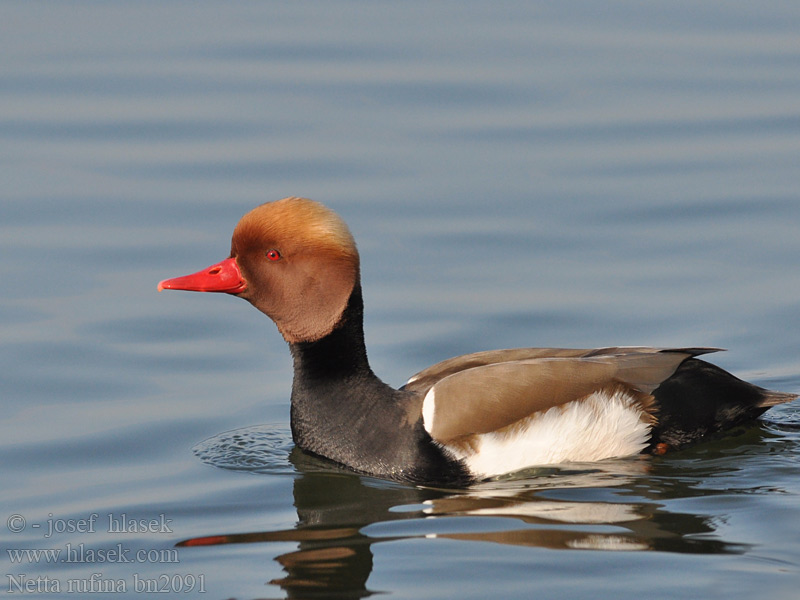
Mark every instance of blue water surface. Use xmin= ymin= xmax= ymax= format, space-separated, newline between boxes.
xmin=2 ymin=2 xmax=800 ymax=598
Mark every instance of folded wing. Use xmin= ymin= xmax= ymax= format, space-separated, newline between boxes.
xmin=415 ymin=347 xmax=719 ymax=444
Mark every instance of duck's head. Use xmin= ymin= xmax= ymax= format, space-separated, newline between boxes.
xmin=158 ymin=197 xmax=360 ymax=343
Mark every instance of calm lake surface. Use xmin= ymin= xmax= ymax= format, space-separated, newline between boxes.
xmin=2 ymin=2 xmax=800 ymax=598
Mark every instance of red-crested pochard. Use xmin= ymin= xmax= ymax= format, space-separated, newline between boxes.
xmin=159 ymin=197 xmax=796 ymax=485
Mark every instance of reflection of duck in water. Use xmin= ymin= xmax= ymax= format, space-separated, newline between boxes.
xmin=159 ymin=197 xmax=796 ymax=485
xmin=177 ymin=455 xmax=751 ymax=597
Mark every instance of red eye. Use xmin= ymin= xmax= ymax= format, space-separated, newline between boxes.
xmin=266 ymin=249 xmax=281 ymax=261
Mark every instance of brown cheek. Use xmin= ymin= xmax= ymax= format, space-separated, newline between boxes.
xmin=237 ymin=263 xmax=271 ymax=305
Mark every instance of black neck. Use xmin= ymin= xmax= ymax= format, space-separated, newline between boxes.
xmin=287 ymin=283 xmax=398 ymax=473
xmin=288 ymin=283 xmax=376 ymax=386
xmin=286 ymin=284 xmax=471 ymax=485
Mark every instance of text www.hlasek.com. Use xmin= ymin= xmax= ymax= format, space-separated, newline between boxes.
xmin=7 ymin=544 xmax=179 ymax=564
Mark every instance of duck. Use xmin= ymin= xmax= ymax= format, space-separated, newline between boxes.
xmin=158 ymin=196 xmax=797 ymax=485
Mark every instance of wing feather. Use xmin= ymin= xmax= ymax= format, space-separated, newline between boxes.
xmin=422 ymin=349 xmax=712 ymax=444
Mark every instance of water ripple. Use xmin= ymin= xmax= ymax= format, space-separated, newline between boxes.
xmin=193 ymin=424 xmax=295 ymax=474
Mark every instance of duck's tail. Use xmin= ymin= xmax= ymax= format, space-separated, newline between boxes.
xmin=758 ymin=389 xmax=798 ymax=408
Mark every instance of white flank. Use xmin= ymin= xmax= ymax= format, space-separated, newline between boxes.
xmin=445 ymin=388 xmax=651 ymax=478
xmin=421 ymin=388 xmax=436 ymax=433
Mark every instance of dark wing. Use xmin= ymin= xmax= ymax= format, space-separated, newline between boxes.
xmin=421 ymin=348 xmax=718 ymax=444
xmin=404 ymin=346 xmax=719 ymax=395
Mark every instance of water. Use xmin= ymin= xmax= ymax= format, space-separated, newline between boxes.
xmin=2 ymin=1 xmax=800 ymax=598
